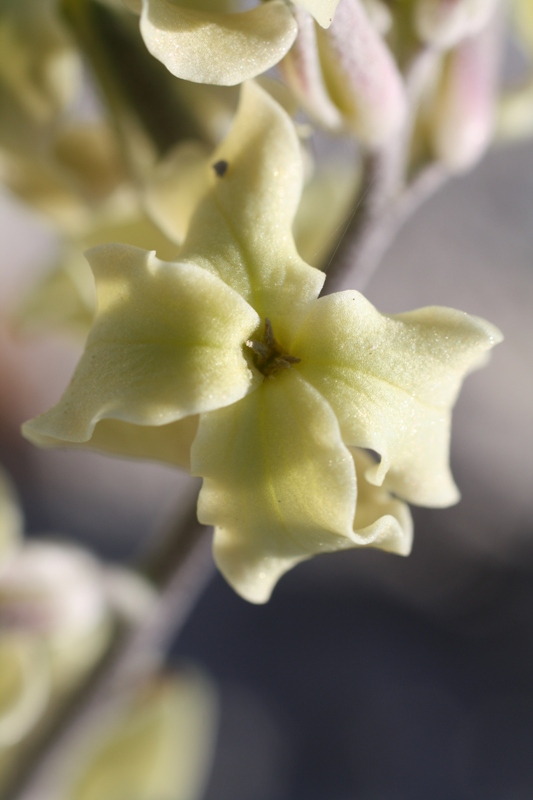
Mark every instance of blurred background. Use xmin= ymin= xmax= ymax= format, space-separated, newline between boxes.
xmin=1 ymin=131 xmax=532 ymax=798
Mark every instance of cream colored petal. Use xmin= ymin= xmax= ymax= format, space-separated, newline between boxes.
xmin=22 ymin=244 xmax=259 ymax=450
xmin=513 ymin=0 xmax=533 ymax=53
xmin=294 ymin=0 xmax=340 ymax=28
xmin=0 ymin=635 xmax=50 ymax=747
xmin=0 ymin=0 xmax=79 ymax=118
xmin=178 ymin=81 xmax=325 ymax=342
xmin=139 ymin=0 xmax=298 ymax=86
xmin=15 ymin=252 xmax=96 ymax=341
xmin=68 ymin=672 xmax=217 ymax=800
xmin=351 ymin=449 xmax=413 ymax=556
xmin=26 ymin=417 xmax=199 ymax=471
xmin=144 ymin=141 xmax=211 ymax=246
xmin=293 ymin=161 xmax=359 ymax=269
xmin=497 ymin=79 xmax=533 ymax=143
xmin=0 ymin=467 xmax=23 ymax=564
xmin=192 ymin=371 xmax=358 ymax=604
xmin=295 ymin=292 xmax=503 ymax=507
xmin=415 ymin=0 xmax=499 ymax=49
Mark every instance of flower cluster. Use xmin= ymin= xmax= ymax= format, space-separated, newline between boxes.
xmin=23 ymin=82 xmax=502 ymax=602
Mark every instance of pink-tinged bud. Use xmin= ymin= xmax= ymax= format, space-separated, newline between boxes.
xmin=280 ymin=8 xmax=344 ymax=130
xmin=282 ymin=0 xmax=407 ymax=146
xmin=430 ymin=10 xmax=502 ymax=170
xmin=415 ymin=0 xmax=499 ymax=49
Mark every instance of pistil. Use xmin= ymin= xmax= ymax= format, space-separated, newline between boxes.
xmin=245 ymin=318 xmax=301 ymax=378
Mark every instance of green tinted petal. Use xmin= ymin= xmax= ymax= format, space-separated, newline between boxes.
xmin=293 ymin=162 xmax=358 ymax=269
xmin=144 ymin=141 xmax=211 ymax=246
xmin=0 ymin=468 xmax=22 ymax=563
xmin=296 ymin=292 xmax=502 ymax=507
xmin=513 ymin=0 xmax=533 ymax=52
xmin=15 ymin=252 xmax=96 ymax=341
xmin=0 ymin=0 xmax=80 ymax=155
xmin=179 ymin=81 xmax=324 ymax=341
xmin=25 ymin=416 xmax=199 ymax=470
xmin=192 ymin=371 xmax=357 ymax=603
xmin=351 ymin=449 xmax=412 ymax=555
xmin=22 ymin=244 xmax=258 ymax=451
xmin=139 ymin=0 xmax=298 ymax=85
xmin=69 ymin=672 xmax=217 ymax=800
xmin=294 ymin=0 xmax=340 ymax=27
xmin=0 ymin=635 xmax=50 ymax=747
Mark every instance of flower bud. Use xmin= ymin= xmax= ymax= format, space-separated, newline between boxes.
xmin=0 ymin=542 xmax=111 ymax=686
xmin=282 ymin=0 xmax=407 ymax=145
xmin=66 ymin=671 xmax=217 ymax=800
xmin=430 ymin=11 xmax=502 ymax=170
xmin=0 ymin=0 xmax=81 ymax=155
xmin=0 ymin=635 xmax=50 ymax=748
xmin=0 ymin=468 xmax=22 ymax=565
xmin=415 ymin=0 xmax=499 ymax=50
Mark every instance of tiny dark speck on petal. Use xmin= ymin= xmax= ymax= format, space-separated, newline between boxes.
xmin=213 ymin=160 xmax=229 ymax=177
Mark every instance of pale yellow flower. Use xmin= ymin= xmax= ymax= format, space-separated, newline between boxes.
xmin=0 ymin=635 xmax=49 ymax=750
xmin=0 ymin=468 xmax=22 ymax=564
xmin=0 ymin=0 xmax=80 ymax=156
xmin=496 ymin=0 xmax=533 ymax=142
xmin=0 ymin=542 xmax=112 ymax=689
xmin=23 ymin=82 xmax=502 ymax=602
xmin=414 ymin=0 xmax=499 ymax=49
xmin=65 ymin=671 xmax=217 ymax=800
xmin=125 ymin=0 xmax=340 ymax=85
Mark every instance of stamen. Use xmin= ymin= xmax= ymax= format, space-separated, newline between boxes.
xmin=245 ymin=318 xmax=301 ymax=378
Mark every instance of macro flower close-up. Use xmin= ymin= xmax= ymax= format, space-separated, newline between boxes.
xmin=23 ymin=82 xmax=502 ymax=602
xmin=123 ymin=0 xmax=340 ymax=85
xmin=2 ymin=0 xmax=531 ymax=795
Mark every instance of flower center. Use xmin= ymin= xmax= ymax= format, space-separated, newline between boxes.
xmin=245 ymin=318 xmax=301 ymax=379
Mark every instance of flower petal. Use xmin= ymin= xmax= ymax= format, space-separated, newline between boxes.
xmin=139 ymin=0 xmax=298 ymax=86
xmin=191 ymin=371 xmax=358 ymax=604
xmin=179 ymin=81 xmax=325 ymax=342
xmin=295 ymin=292 xmax=503 ymax=507
xmin=0 ymin=636 xmax=50 ymax=748
xmin=24 ymin=416 xmax=199 ymax=470
xmin=22 ymin=244 xmax=259 ymax=449
xmin=293 ymin=161 xmax=358 ymax=269
xmin=351 ymin=449 xmax=413 ymax=556
xmin=68 ymin=672 xmax=217 ymax=800
xmin=143 ymin=141 xmax=211 ymax=246
xmin=294 ymin=0 xmax=340 ymax=28
xmin=0 ymin=468 xmax=23 ymax=565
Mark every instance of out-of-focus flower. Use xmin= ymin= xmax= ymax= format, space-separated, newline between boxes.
xmin=0 ymin=0 xmax=81 ymax=156
xmin=496 ymin=0 xmax=533 ymax=142
xmin=0 ymin=541 xmax=112 ymax=689
xmin=144 ymin=132 xmax=359 ymax=271
xmin=124 ymin=0 xmax=341 ymax=86
xmin=0 ymin=473 xmax=115 ymax=779
xmin=0 ymin=634 xmax=50 ymax=753
xmin=414 ymin=0 xmax=499 ymax=49
xmin=0 ymin=467 xmax=22 ymax=563
xmin=6 ymin=122 xmax=179 ymax=339
xmin=281 ymin=0 xmax=407 ymax=145
xmin=64 ymin=670 xmax=217 ymax=800
xmin=429 ymin=9 xmax=502 ymax=171
xmin=23 ymin=82 xmax=502 ymax=602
